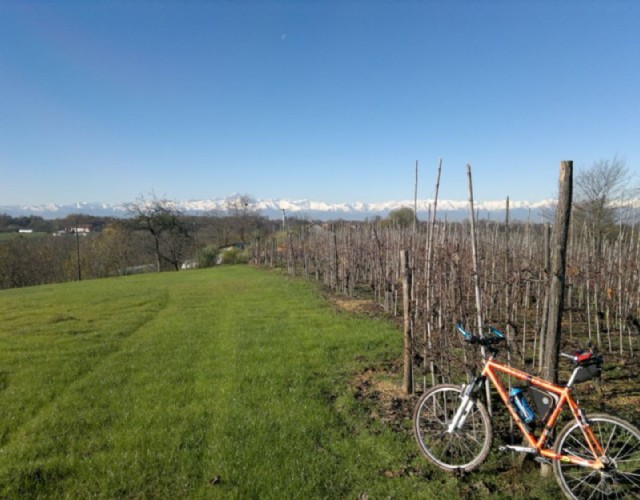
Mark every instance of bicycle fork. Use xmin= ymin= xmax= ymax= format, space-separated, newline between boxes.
xmin=446 ymin=380 xmax=483 ymax=433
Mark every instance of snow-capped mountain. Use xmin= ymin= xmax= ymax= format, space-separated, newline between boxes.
xmin=0 ymin=196 xmax=555 ymax=221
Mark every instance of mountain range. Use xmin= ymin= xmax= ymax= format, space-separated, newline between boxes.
xmin=0 ymin=196 xmax=556 ymax=222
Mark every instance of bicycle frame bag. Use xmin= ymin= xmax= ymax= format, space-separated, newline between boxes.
xmin=528 ymin=387 xmax=559 ymax=422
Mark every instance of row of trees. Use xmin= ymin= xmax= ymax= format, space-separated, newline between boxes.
xmin=250 ymin=159 xmax=639 ymax=392
xmin=0 ymin=214 xmax=117 ymax=234
xmin=0 ymin=195 xmax=280 ymax=289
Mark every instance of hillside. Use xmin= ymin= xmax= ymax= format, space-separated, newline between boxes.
xmin=0 ymin=267 xmax=567 ymax=498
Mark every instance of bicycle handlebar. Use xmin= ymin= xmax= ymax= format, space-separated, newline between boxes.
xmin=456 ymin=324 xmax=599 ymax=366
xmin=456 ymin=323 xmax=505 ymax=347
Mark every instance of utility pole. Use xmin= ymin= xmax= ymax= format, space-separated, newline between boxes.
xmin=75 ymin=218 xmax=82 ymax=281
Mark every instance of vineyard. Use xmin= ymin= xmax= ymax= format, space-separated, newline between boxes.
xmin=252 ymin=200 xmax=640 ymax=394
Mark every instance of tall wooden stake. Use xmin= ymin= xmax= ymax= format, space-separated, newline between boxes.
xmin=413 ymin=160 xmax=419 ymax=235
xmin=402 ymin=249 xmax=414 ymax=394
xmin=542 ymin=161 xmax=573 ymax=384
xmin=467 ymin=164 xmax=484 ymax=336
xmin=467 ymin=164 xmax=492 ymax=415
xmin=537 ymin=223 xmax=551 ymax=372
xmin=425 ymin=158 xmax=442 ymax=387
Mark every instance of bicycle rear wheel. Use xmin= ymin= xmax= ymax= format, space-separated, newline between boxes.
xmin=553 ymin=413 xmax=640 ymax=499
xmin=413 ymin=383 xmax=492 ymax=473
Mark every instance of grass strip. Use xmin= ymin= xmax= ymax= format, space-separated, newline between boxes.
xmin=0 ymin=267 xmax=439 ymax=497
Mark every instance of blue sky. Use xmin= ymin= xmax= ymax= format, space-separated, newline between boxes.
xmin=1 ymin=0 xmax=639 ymax=206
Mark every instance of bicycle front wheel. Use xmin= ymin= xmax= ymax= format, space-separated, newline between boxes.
xmin=553 ymin=413 xmax=640 ymax=499
xmin=413 ymin=383 xmax=492 ymax=473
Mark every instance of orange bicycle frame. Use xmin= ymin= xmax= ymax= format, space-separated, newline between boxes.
xmin=482 ymin=357 xmax=606 ymax=469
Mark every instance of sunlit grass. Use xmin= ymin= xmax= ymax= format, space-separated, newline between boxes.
xmin=0 ymin=267 xmax=441 ymax=498
xmin=0 ymin=267 xmax=563 ymax=498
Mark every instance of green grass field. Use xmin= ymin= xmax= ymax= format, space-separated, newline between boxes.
xmin=0 ymin=231 xmax=49 ymax=241
xmin=0 ymin=266 xmax=564 ymax=498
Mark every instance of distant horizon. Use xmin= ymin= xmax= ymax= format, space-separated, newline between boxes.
xmin=0 ymin=193 xmax=561 ymax=222
xmin=5 ymin=193 xmax=640 ymax=223
xmin=0 ymin=193 xmax=556 ymax=210
xmin=1 ymin=193 xmax=559 ymax=207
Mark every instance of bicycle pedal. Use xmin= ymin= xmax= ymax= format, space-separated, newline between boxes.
xmin=534 ymin=456 xmax=551 ymax=465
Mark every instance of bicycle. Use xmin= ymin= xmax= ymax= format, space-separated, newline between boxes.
xmin=413 ymin=323 xmax=640 ymax=499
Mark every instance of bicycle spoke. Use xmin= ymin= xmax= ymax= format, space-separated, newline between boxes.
xmin=564 ymin=469 xmax=609 ymax=500
xmin=602 ymin=421 xmax=618 ymax=454
xmin=423 ymin=404 xmax=447 ymax=428
xmin=611 ymin=433 xmax=640 ymax=462
xmin=414 ymin=385 xmax=492 ymax=472
xmin=565 ymin=433 xmax=595 ymax=460
xmin=555 ymin=415 xmax=640 ymax=499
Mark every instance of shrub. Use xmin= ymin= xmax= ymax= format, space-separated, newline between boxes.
xmin=198 ymin=245 xmax=220 ymax=268
xmin=220 ymin=248 xmax=249 ymax=265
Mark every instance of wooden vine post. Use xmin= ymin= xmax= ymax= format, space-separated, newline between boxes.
xmin=467 ymin=164 xmax=492 ymax=415
xmin=402 ymin=249 xmax=414 ymax=394
xmin=424 ymin=158 xmax=442 ymax=387
xmin=466 ymin=164 xmax=484 ymax=339
xmin=542 ymin=161 xmax=573 ymax=384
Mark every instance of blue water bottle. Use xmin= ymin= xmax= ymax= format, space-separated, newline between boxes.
xmin=509 ymin=387 xmax=535 ymax=424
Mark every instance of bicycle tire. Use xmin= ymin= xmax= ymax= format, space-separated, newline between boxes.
xmin=413 ymin=383 xmax=492 ymax=473
xmin=553 ymin=413 xmax=640 ymax=499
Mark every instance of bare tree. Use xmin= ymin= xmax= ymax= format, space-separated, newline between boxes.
xmin=127 ymin=194 xmax=193 ymax=272
xmin=574 ymin=156 xmax=636 ymax=235
xmin=226 ymin=194 xmax=261 ymax=243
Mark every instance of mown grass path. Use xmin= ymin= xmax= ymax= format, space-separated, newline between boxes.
xmin=0 ymin=266 xmax=457 ymax=498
